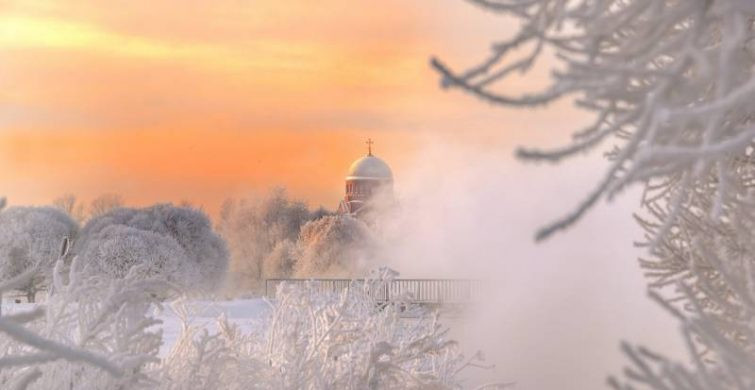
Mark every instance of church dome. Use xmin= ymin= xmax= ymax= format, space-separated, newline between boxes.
xmin=346 ymin=155 xmax=393 ymax=180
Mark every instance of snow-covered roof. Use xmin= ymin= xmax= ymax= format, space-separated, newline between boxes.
xmin=346 ymin=155 xmax=393 ymax=181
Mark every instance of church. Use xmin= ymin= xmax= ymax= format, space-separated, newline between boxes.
xmin=337 ymin=139 xmax=394 ymax=217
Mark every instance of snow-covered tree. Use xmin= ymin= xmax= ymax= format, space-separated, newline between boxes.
xmin=0 ymin=206 xmax=78 ymax=302
xmin=433 ymin=0 xmax=755 ymax=388
xmin=262 ymin=239 xmax=298 ymax=279
xmin=219 ymin=188 xmax=380 ymax=284
xmin=218 ymin=188 xmax=321 ymax=290
xmin=76 ymin=225 xmax=196 ymax=292
xmin=76 ymin=204 xmax=228 ymax=293
xmin=294 ymin=215 xmax=377 ymax=278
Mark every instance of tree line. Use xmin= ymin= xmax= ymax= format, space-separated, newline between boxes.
xmin=0 ymin=188 xmax=378 ymax=301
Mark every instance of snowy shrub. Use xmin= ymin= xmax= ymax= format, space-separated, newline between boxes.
xmin=0 ymin=242 xmax=498 ymax=389
xmin=218 ymin=188 xmax=323 ymax=290
xmin=76 ymin=225 xmax=196 ymax=292
xmin=433 ymin=0 xmax=755 ymax=388
xmin=294 ymin=215 xmax=377 ymax=278
xmin=0 ymin=241 xmax=168 ymax=389
xmin=76 ymin=204 xmax=228 ymax=293
xmin=158 ymin=269 xmax=494 ymax=389
xmin=0 ymin=206 xmax=78 ymax=302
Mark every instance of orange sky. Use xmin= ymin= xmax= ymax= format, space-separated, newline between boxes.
xmin=0 ymin=0 xmax=582 ymax=215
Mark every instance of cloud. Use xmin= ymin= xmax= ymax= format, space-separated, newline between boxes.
xmin=0 ymin=0 xmax=587 ymax=219
xmin=0 ymin=14 xmax=332 ymax=72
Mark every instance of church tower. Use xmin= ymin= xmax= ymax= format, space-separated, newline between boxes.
xmin=337 ymin=139 xmax=394 ymax=216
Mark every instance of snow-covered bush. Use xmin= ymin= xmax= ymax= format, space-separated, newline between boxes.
xmin=0 ymin=244 xmax=496 ymax=389
xmin=76 ymin=204 xmax=228 ymax=293
xmin=158 ymin=269 xmax=490 ymax=389
xmin=0 ymin=206 xmax=78 ymax=302
xmin=294 ymin=215 xmax=377 ymax=278
xmin=0 ymin=240 xmax=168 ymax=389
xmin=76 ymin=225 xmax=196 ymax=291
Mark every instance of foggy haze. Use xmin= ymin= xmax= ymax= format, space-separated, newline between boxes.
xmin=382 ymin=141 xmax=684 ymax=388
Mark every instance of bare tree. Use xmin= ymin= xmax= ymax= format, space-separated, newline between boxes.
xmin=88 ymin=193 xmax=124 ymax=219
xmin=52 ymin=194 xmax=86 ymax=223
xmin=434 ymin=0 xmax=755 ymax=388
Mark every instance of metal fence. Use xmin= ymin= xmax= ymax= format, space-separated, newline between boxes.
xmin=264 ymin=278 xmax=485 ymax=304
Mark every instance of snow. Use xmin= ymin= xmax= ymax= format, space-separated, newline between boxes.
xmin=156 ymin=298 xmax=271 ymax=356
xmin=0 ymin=260 xmax=493 ymax=388
xmin=3 ymin=298 xmax=273 ymax=357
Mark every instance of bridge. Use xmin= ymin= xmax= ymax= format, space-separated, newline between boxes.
xmin=264 ymin=278 xmax=485 ymax=305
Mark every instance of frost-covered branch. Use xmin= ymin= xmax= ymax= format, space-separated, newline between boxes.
xmin=158 ymin=268 xmax=501 ymax=389
xmin=0 ymin=236 xmax=166 ymax=388
xmin=435 ymin=0 xmax=755 ymax=388
xmin=433 ymin=0 xmax=755 ymax=242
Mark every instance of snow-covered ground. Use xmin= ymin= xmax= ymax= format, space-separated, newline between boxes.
xmin=155 ymin=298 xmax=272 ymax=356
xmin=3 ymin=298 xmax=273 ymax=356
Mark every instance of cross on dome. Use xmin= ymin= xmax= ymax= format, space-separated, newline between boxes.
xmin=337 ymin=139 xmax=395 ymax=216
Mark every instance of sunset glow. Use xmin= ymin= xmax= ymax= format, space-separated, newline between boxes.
xmin=0 ymin=0 xmax=577 ymax=213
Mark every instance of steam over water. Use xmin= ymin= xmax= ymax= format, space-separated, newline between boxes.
xmin=379 ymin=141 xmax=684 ymax=389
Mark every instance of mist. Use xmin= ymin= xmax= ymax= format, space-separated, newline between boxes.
xmin=378 ymin=140 xmax=685 ymax=389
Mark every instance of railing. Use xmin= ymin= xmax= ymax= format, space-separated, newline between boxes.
xmin=264 ymin=278 xmax=485 ymax=304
